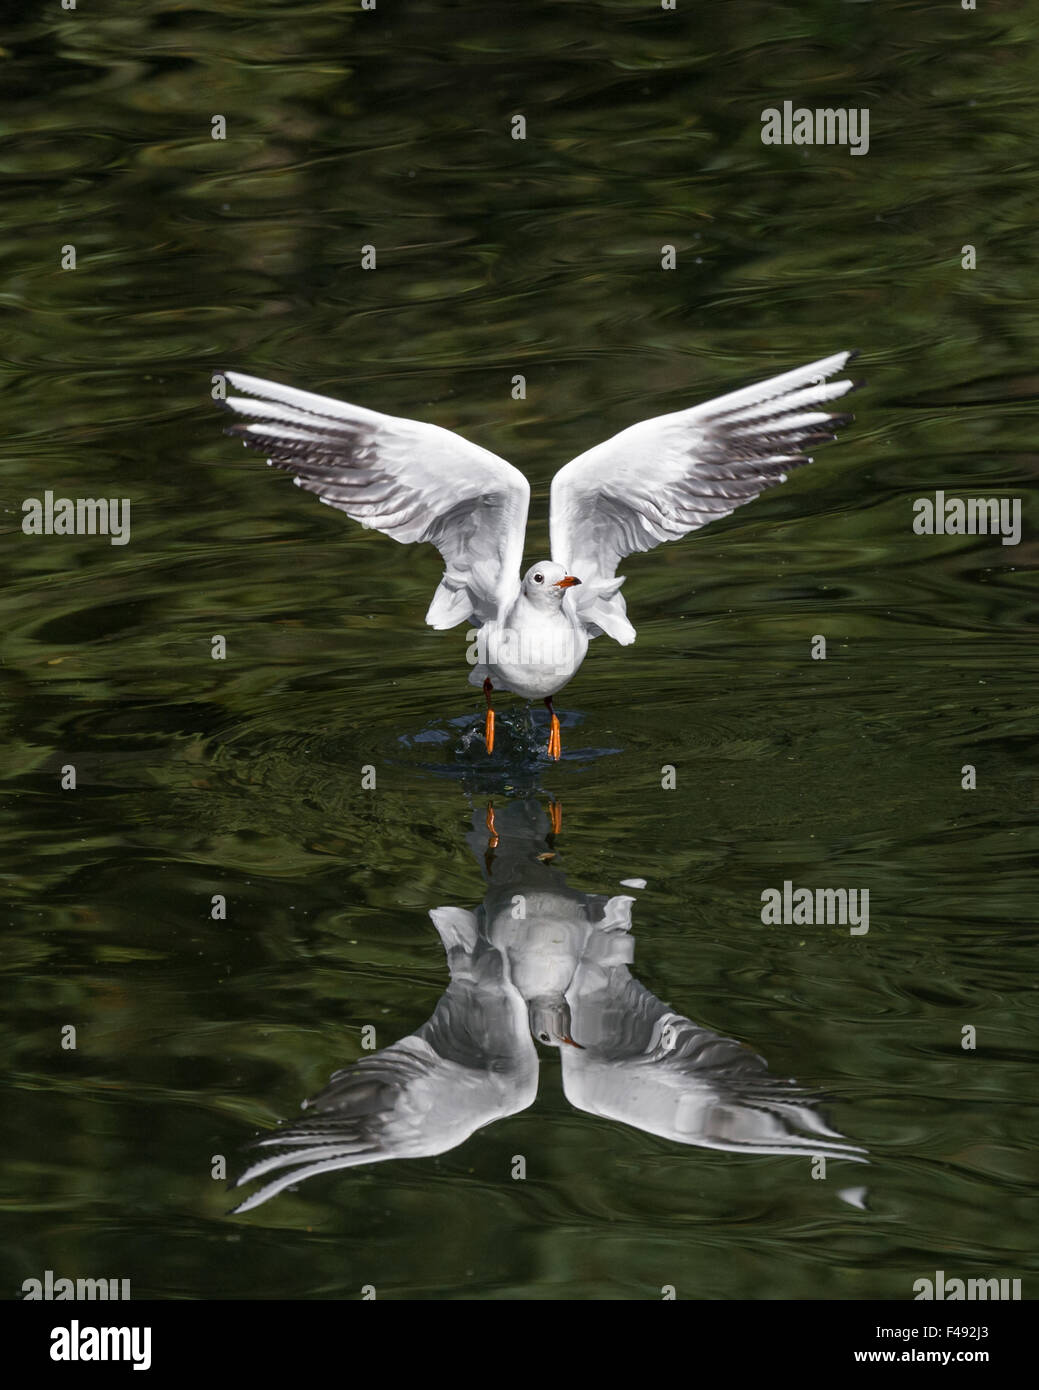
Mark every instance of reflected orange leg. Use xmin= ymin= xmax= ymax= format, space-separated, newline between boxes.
xmin=485 ymin=802 xmax=499 ymax=850
xmin=549 ymin=799 xmax=562 ymax=836
xmin=483 ymin=677 xmax=495 ymax=754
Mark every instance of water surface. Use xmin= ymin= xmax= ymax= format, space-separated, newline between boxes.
xmin=2 ymin=0 xmax=1037 ymax=1300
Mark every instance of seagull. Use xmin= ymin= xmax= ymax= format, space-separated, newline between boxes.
xmin=230 ymin=800 xmax=863 ymax=1213
xmin=219 ymin=351 xmax=860 ymax=758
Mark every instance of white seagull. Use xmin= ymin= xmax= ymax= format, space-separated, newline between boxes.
xmin=229 ymin=801 xmax=863 ymax=1213
xmin=219 ymin=351 xmax=860 ymax=757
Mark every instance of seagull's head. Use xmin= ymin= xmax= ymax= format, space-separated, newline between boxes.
xmin=522 ymin=561 xmax=581 ymax=609
xmin=528 ymin=996 xmax=584 ymax=1050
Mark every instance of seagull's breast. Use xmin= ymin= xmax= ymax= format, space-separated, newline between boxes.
xmin=480 ymin=598 xmax=588 ymax=699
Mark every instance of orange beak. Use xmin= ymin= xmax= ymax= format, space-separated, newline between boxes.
xmin=555 ymin=575 xmax=581 ymax=588
xmin=561 ymin=1035 xmax=585 ymax=1049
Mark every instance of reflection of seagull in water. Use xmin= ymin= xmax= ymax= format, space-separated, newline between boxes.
xmin=232 ymin=803 xmax=863 ymax=1212
xmin=218 ymin=352 xmax=859 ymax=758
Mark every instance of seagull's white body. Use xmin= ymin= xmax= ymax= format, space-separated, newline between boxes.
xmin=473 ymin=570 xmax=590 ymax=699
xmin=220 ymin=351 xmax=859 ymax=711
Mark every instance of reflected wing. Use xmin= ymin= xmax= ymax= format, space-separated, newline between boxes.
xmin=232 ymin=908 xmax=538 ymax=1212
xmin=549 ymin=351 xmax=859 ymax=643
xmin=220 ymin=372 xmax=530 ymax=627
xmin=562 ymin=950 xmax=864 ymax=1160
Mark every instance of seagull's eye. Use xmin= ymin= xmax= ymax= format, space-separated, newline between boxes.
xmin=539 ymin=1033 xmax=550 ymax=1042
xmin=534 ymin=573 xmax=543 ymax=584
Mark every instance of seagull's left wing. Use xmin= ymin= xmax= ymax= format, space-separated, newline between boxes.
xmin=549 ymin=351 xmax=859 ymax=643
xmin=231 ymin=908 xmax=538 ymax=1212
xmin=220 ymin=372 xmax=530 ymax=627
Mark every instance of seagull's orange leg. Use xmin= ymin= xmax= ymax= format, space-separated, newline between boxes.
xmin=544 ymin=696 xmax=561 ymax=761
xmin=483 ymin=677 xmax=495 ymax=754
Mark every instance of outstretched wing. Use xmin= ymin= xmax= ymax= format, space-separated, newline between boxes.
xmin=231 ymin=908 xmax=538 ymax=1213
xmin=562 ymin=936 xmax=865 ymax=1160
xmin=220 ymin=372 xmax=530 ymax=627
xmin=549 ymin=351 xmax=860 ymax=643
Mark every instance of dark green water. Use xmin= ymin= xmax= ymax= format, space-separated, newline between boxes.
xmin=3 ymin=1 xmax=1037 ymax=1300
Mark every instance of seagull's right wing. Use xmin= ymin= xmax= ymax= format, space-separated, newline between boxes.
xmin=231 ymin=908 xmax=538 ymax=1212
xmin=220 ymin=372 xmax=530 ymax=627
xmin=562 ymin=929 xmax=864 ymax=1161
xmin=549 ymin=351 xmax=859 ymax=643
